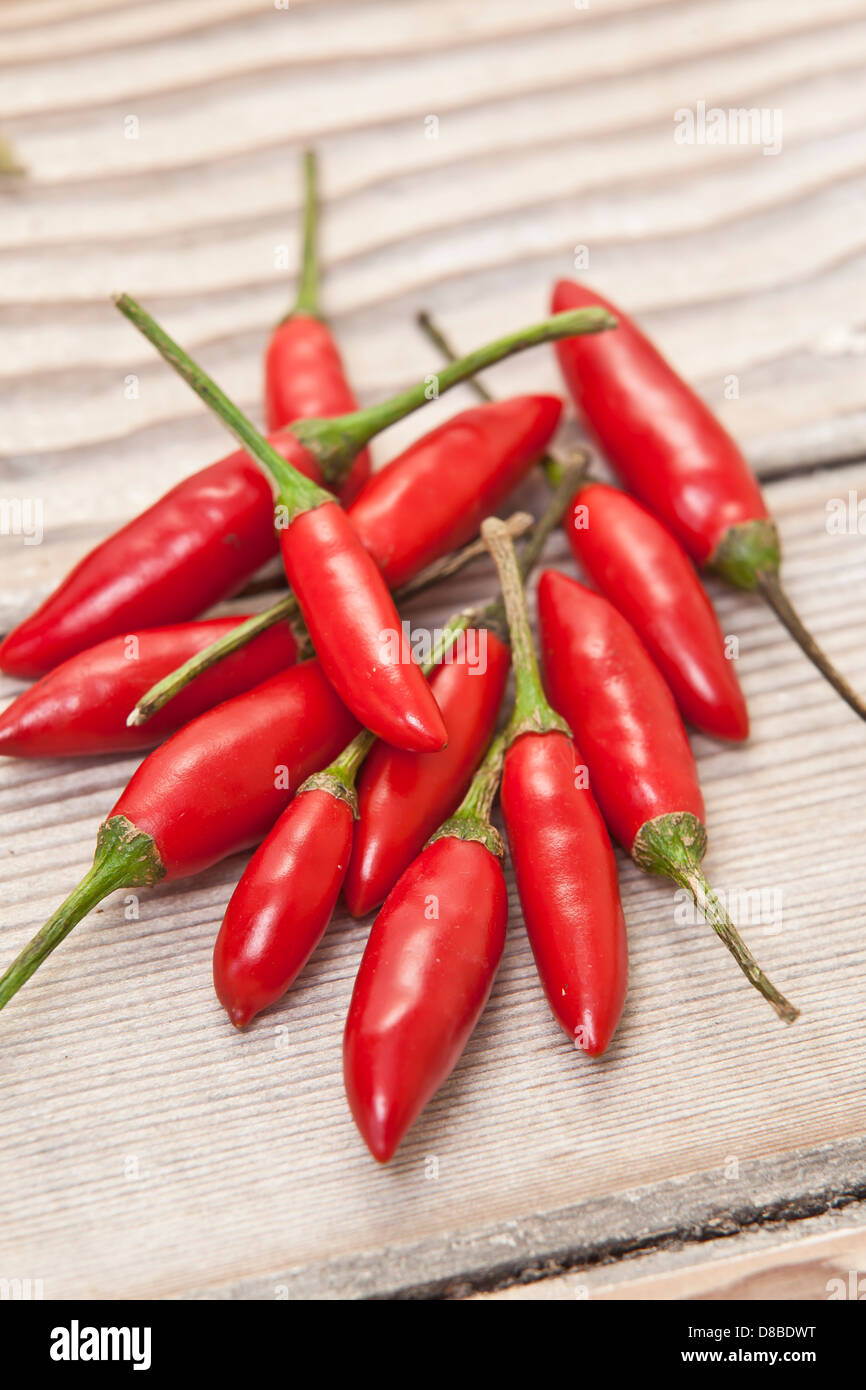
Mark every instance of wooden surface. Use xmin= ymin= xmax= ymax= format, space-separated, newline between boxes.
xmin=1 ymin=0 xmax=866 ymax=1301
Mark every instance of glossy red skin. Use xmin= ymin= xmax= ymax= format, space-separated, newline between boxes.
xmin=501 ymin=730 xmax=628 ymax=1055
xmin=344 ymin=835 xmax=507 ymax=1163
xmin=347 ymin=396 xmax=562 ymax=588
xmin=112 ymin=660 xmax=358 ymax=880
xmin=552 ymin=280 xmax=770 ymax=563
xmin=0 ymin=617 xmax=299 ymax=758
xmin=265 ymin=315 xmax=371 ymax=505
xmin=566 ymin=484 xmax=748 ymax=741
xmin=343 ymin=629 xmax=510 ymax=917
xmin=281 ymin=501 xmax=447 ymax=753
xmin=0 ymin=456 xmax=280 ymax=679
xmin=538 ymin=569 xmax=706 ymax=852
xmin=214 ymin=787 xmax=354 ymax=1027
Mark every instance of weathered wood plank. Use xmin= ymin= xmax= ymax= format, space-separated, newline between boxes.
xmin=2 ymin=462 xmax=866 ymax=1299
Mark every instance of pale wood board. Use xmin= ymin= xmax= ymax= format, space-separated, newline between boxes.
xmin=1 ymin=0 xmax=865 ymax=1300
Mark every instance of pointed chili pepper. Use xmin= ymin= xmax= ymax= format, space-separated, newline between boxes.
xmin=537 ymin=567 xmax=798 ymax=1023
xmin=0 ymin=455 xmax=280 ymax=679
xmin=482 ymin=517 xmax=628 ymax=1055
xmin=0 ymin=660 xmax=358 ymax=1012
xmin=566 ymin=483 xmax=749 ymax=742
xmin=0 ymin=616 xmax=302 ymax=759
xmin=343 ymin=734 xmax=508 ymax=1163
xmin=115 ymin=295 xmax=614 ymax=749
xmin=264 ymin=150 xmax=371 ymax=505
xmin=214 ymin=727 xmax=374 ymax=1028
xmin=415 ymin=310 xmax=749 ymax=742
xmin=552 ymin=278 xmax=866 ymax=723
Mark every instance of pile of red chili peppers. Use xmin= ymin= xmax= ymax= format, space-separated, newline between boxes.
xmin=3 ymin=150 xmax=861 ymax=1164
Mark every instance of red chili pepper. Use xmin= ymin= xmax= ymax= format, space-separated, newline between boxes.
xmin=0 ymin=456 xmax=278 ymax=679
xmin=343 ymin=628 xmax=510 ymax=917
xmin=344 ymin=736 xmax=508 ymax=1163
xmin=264 ymin=152 xmax=371 ymax=506
xmin=552 ymin=278 xmax=866 ymax=723
xmin=565 ymin=483 xmax=748 ymax=742
xmin=214 ymin=777 xmax=358 ymax=1029
xmin=0 ymin=660 xmax=358 ymax=1010
xmin=346 ymin=396 xmax=561 ymax=588
xmin=482 ymin=519 xmax=628 ymax=1055
xmin=0 ymin=617 xmax=300 ymax=759
xmin=537 ymin=567 xmax=798 ymax=1023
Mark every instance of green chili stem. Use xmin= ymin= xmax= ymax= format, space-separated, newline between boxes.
xmin=127 ymin=599 xmax=308 ymax=727
xmin=324 ymin=727 xmax=378 ymax=790
xmin=680 ymin=863 xmax=799 ymax=1024
xmin=114 ymin=294 xmax=329 ymax=516
xmin=0 ymin=817 xmax=165 ymax=1013
xmin=414 ymin=311 xmax=494 ymax=404
xmin=455 ymin=732 xmax=506 ymax=825
xmin=482 ymin=517 xmax=568 ymax=741
xmin=296 ymin=306 xmax=616 ymax=467
xmin=757 ymin=570 xmax=866 ymax=723
xmin=286 ymin=149 xmax=320 ymax=320
xmin=415 ymin=309 xmax=591 ymax=489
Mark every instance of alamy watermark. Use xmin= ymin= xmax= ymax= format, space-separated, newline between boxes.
xmin=674 ymin=101 xmax=782 ymax=156
xmin=0 ymin=497 xmax=43 ymax=545
xmin=674 ymin=884 xmax=784 ymax=935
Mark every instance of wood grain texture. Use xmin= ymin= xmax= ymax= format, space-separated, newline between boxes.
xmin=1 ymin=0 xmax=865 ymax=1300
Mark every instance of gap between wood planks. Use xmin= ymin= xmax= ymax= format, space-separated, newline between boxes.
xmin=404 ymin=1176 xmax=866 ymax=1301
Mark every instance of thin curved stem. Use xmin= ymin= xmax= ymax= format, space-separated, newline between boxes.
xmin=114 ymin=294 xmax=328 ymax=513
xmin=335 ymin=306 xmax=616 ymax=454
xmin=127 ymin=598 xmax=306 ymax=727
xmin=679 ymin=864 xmax=799 ymax=1024
xmin=456 ymin=733 xmax=506 ymax=826
xmin=758 ymin=571 xmax=866 ymax=723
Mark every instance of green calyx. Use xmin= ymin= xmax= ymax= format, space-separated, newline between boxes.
xmin=289 ymin=416 xmax=368 ymax=487
xmin=296 ymin=770 xmax=360 ymax=818
xmin=632 ymin=810 xmax=707 ymax=879
xmin=0 ymin=816 xmax=165 ymax=1013
xmin=632 ymin=811 xmax=798 ymax=1025
xmin=709 ymin=519 xmax=781 ymax=591
xmin=428 ymin=814 xmax=504 ymax=859
xmin=304 ymin=727 xmax=378 ymax=817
